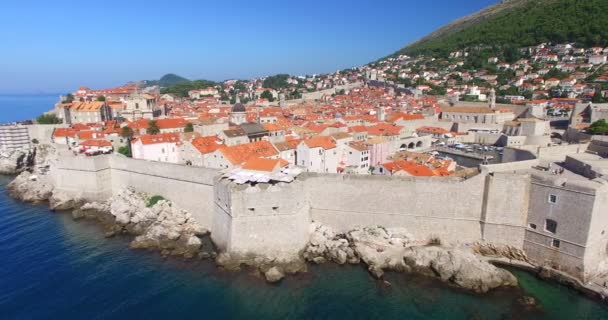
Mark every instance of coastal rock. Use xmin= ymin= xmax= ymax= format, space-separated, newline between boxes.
xmin=215 ymin=253 xmax=242 ymax=271
xmin=401 ymin=246 xmax=518 ymax=293
xmin=368 ymin=265 xmax=385 ymax=279
xmin=518 ymin=296 xmax=537 ymax=308
xmin=79 ymin=188 xmax=210 ymax=259
xmin=303 ymin=222 xmax=360 ymax=265
xmin=335 ymin=225 xmax=517 ymax=292
xmin=0 ymin=149 xmax=30 ymax=174
xmin=472 ymin=242 xmax=529 ymax=262
xmin=49 ymin=191 xmax=82 ymax=211
xmin=7 ymin=171 xmax=54 ymax=203
xmin=264 ymin=266 xmax=285 ymax=283
xmin=347 ymin=226 xmax=412 ymax=272
xmin=2 ymin=144 xmax=56 ymax=176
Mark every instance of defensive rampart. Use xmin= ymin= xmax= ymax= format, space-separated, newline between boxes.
xmin=54 ymin=155 xmax=218 ymax=227
xmin=53 ymin=155 xmax=531 ymax=257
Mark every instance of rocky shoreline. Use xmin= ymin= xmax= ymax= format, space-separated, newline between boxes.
xmin=1 ymin=145 xmax=529 ymax=293
xmin=0 ymin=148 xmax=35 ymax=175
xmin=7 ymin=168 xmax=522 ymax=291
xmin=303 ymin=223 xmax=518 ymax=293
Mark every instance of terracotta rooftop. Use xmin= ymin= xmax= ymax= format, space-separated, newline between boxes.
xmin=80 ymin=139 xmax=112 ymax=147
xmin=241 ymin=158 xmax=288 ymax=172
xmin=219 ymin=140 xmax=278 ymax=165
xmin=302 ymin=136 xmax=336 ymax=150
xmin=191 ymin=136 xmax=223 ymax=154
xmin=135 ymin=133 xmax=180 ymax=145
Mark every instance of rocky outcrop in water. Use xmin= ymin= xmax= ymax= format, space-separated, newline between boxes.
xmin=0 ymin=144 xmax=56 ymax=176
xmin=75 ymin=188 xmax=211 ymax=259
xmin=6 ymin=144 xmax=59 ymax=203
xmin=7 ymin=171 xmax=54 ymax=203
xmin=303 ymin=223 xmax=518 ymax=293
xmin=400 ymin=246 xmax=518 ymax=293
xmin=215 ymin=251 xmax=308 ymax=283
xmin=472 ymin=242 xmax=529 ymax=262
xmin=303 ymin=222 xmax=360 ymax=265
xmin=0 ymin=149 xmax=32 ymax=174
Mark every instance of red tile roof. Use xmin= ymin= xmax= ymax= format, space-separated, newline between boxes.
xmin=80 ymin=139 xmax=112 ymax=147
xmin=219 ymin=140 xmax=278 ymax=165
xmin=52 ymin=128 xmax=77 ymax=138
xmin=241 ymin=157 xmax=288 ymax=172
xmin=135 ymin=133 xmax=180 ymax=145
xmin=302 ymin=136 xmax=336 ymax=150
xmin=191 ymin=136 xmax=223 ymax=154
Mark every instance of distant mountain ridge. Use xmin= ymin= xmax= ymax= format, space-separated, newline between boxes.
xmin=396 ymin=0 xmax=608 ymax=57
xmin=143 ymin=74 xmax=190 ymax=87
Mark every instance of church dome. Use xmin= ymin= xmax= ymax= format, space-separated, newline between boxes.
xmin=232 ymin=103 xmax=246 ymax=113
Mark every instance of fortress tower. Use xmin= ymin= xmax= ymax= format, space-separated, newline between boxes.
xmin=489 ymin=88 xmax=496 ymax=110
xmin=376 ymin=105 xmax=386 ymax=121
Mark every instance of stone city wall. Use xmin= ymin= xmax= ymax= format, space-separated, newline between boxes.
xmin=303 ymin=173 xmax=486 ymax=243
xmin=54 ymin=154 xmax=219 ymax=227
xmin=53 ymin=155 xmax=532 ymax=257
xmin=300 ymin=82 xmax=364 ymax=101
xmin=27 ymin=124 xmax=69 ymax=144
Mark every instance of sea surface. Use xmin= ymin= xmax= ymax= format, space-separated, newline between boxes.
xmin=0 ymin=175 xmax=607 ymax=319
xmin=0 ymin=94 xmax=59 ymax=124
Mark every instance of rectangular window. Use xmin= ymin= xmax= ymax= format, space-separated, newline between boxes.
xmin=551 ymin=239 xmax=560 ymax=248
xmin=548 ymin=194 xmax=557 ymax=204
xmin=528 ymin=223 xmax=537 ymax=230
xmin=545 ymin=219 xmax=557 ymax=234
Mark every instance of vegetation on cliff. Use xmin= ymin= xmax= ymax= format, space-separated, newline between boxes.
xmin=398 ymin=0 xmax=608 ymax=57
xmin=36 ymin=113 xmax=62 ymax=124
xmin=262 ymin=74 xmax=291 ymax=89
xmin=160 ymin=79 xmax=218 ymax=97
xmin=146 ymin=73 xmax=190 ymax=87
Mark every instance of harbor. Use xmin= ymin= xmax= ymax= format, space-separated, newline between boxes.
xmin=433 ymin=144 xmax=503 ymax=167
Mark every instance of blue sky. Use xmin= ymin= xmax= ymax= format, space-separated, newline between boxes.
xmin=0 ymin=0 xmax=497 ymax=94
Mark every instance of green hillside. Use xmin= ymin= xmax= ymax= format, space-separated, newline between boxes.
xmin=160 ymin=79 xmax=218 ymax=97
xmin=398 ymin=0 xmax=608 ymax=57
xmin=146 ymin=73 xmax=190 ymax=87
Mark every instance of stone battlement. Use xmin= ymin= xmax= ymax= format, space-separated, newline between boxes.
xmin=50 ymin=153 xmax=608 ymax=281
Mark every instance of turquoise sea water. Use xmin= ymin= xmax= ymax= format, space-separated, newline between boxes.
xmin=0 ymin=94 xmax=59 ymax=124
xmin=0 ymin=175 xmax=607 ymax=320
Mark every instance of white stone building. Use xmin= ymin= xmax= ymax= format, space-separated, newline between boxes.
xmin=121 ymin=94 xmax=161 ymax=121
xmin=131 ymin=133 xmax=180 ymax=163
xmin=296 ymin=136 xmax=339 ymax=173
xmin=0 ymin=125 xmax=30 ymax=150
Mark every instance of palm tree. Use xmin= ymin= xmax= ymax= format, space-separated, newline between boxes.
xmin=147 ymin=120 xmax=160 ymax=135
